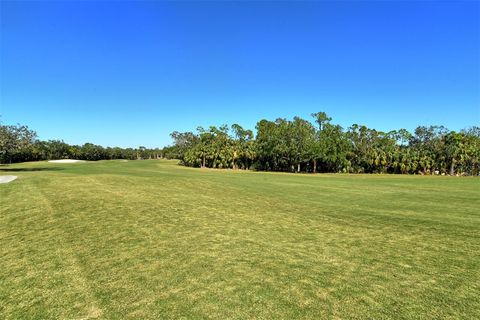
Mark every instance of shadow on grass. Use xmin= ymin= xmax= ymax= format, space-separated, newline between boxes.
xmin=0 ymin=167 xmax=65 ymax=172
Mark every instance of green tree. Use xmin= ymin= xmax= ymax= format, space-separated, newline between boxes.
xmin=0 ymin=124 xmax=37 ymax=164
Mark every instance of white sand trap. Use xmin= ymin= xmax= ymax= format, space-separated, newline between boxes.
xmin=0 ymin=175 xmax=17 ymax=184
xmin=48 ymin=159 xmax=84 ymax=163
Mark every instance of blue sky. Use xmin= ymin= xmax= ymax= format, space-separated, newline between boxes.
xmin=1 ymin=1 xmax=479 ymax=148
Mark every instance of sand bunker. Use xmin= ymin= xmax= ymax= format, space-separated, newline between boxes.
xmin=0 ymin=176 xmax=17 ymax=184
xmin=48 ymin=159 xmax=84 ymax=163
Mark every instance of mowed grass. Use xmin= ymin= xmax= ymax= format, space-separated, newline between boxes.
xmin=1 ymin=160 xmax=479 ymax=319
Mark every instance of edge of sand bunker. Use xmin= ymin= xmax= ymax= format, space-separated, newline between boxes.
xmin=48 ymin=159 xmax=85 ymax=163
xmin=0 ymin=176 xmax=17 ymax=184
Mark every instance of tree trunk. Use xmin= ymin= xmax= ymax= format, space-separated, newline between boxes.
xmin=297 ymin=163 xmax=300 ymax=173
xmin=450 ymin=160 xmax=455 ymax=176
xmin=202 ymin=154 xmax=206 ymax=168
xmin=313 ymin=159 xmax=317 ymax=173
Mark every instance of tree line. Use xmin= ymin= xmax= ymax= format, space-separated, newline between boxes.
xmin=0 ymin=123 xmax=162 ymax=164
xmin=163 ymin=112 xmax=480 ymax=175
xmin=2 ymin=113 xmax=479 ymax=175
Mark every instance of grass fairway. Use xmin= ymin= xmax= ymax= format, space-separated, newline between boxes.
xmin=1 ymin=160 xmax=479 ymax=319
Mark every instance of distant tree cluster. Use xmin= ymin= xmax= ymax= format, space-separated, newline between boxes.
xmin=164 ymin=112 xmax=480 ymax=175
xmin=163 ymin=124 xmax=255 ymax=170
xmin=0 ymin=123 xmax=162 ymax=164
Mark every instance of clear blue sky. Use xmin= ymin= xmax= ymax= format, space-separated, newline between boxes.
xmin=1 ymin=1 xmax=479 ymax=148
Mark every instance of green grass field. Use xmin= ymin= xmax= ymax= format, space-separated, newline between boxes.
xmin=1 ymin=160 xmax=479 ymax=319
